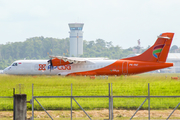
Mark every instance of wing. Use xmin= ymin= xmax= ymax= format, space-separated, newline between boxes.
xmin=49 ymin=56 xmax=86 ymax=66
xmin=49 ymin=56 xmax=108 ymax=66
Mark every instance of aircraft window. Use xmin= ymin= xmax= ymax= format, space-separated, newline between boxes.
xmin=12 ymin=63 xmax=17 ymax=66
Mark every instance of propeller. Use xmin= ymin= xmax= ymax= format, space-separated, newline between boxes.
xmin=47 ymin=50 xmax=53 ymax=72
xmin=47 ymin=59 xmax=53 ymax=72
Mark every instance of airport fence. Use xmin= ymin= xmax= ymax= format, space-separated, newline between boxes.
xmin=31 ymin=83 xmax=180 ymax=120
xmin=0 ymin=88 xmax=14 ymax=119
xmin=0 ymin=83 xmax=180 ymax=120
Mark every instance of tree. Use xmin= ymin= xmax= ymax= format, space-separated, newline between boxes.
xmin=0 ymin=37 xmax=135 ymax=69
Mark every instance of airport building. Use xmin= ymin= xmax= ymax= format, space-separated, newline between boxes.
xmin=69 ymin=23 xmax=84 ymax=57
xmin=163 ymin=53 xmax=180 ymax=73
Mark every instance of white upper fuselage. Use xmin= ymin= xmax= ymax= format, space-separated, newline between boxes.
xmin=3 ymin=59 xmax=115 ymax=75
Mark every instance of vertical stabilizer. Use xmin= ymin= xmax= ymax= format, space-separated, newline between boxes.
xmin=122 ymin=33 xmax=174 ymax=63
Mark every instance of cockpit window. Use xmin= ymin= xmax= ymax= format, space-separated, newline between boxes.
xmin=12 ymin=63 xmax=18 ymax=66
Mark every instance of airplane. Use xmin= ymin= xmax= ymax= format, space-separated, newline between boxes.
xmin=3 ymin=32 xmax=174 ymax=76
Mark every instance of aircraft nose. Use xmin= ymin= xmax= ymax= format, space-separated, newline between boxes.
xmin=3 ymin=68 xmax=7 ymax=74
xmin=3 ymin=67 xmax=10 ymax=74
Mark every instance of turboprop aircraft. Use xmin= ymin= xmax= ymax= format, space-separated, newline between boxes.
xmin=3 ymin=32 xmax=174 ymax=76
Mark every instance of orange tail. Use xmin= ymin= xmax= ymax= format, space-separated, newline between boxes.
xmin=123 ymin=32 xmax=174 ymax=63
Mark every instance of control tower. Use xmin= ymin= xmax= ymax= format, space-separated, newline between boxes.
xmin=69 ymin=23 xmax=84 ymax=57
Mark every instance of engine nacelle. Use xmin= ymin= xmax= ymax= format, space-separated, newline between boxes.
xmin=51 ymin=58 xmax=70 ymax=66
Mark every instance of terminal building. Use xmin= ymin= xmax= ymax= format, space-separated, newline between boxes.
xmin=68 ymin=23 xmax=84 ymax=57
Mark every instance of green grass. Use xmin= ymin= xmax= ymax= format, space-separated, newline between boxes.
xmin=0 ymin=73 xmax=180 ymax=110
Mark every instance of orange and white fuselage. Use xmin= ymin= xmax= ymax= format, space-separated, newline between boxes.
xmin=3 ymin=32 xmax=174 ymax=76
xmin=2 ymin=59 xmax=173 ymax=76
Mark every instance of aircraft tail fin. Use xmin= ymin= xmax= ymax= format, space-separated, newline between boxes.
xmin=122 ymin=32 xmax=174 ymax=63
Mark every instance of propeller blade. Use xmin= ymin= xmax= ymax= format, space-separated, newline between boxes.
xmin=47 ymin=59 xmax=53 ymax=73
xmin=50 ymin=61 xmax=51 ymax=73
xmin=47 ymin=50 xmax=53 ymax=73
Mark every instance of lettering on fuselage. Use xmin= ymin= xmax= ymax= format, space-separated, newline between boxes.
xmin=129 ymin=63 xmax=138 ymax=66
xmin=57 ymin=65 xmax=71 ymax=70
xmin=110 ymin=69 xmax=119 ymax=72
xmin=47 ymin=65 xmax=71 ymax=70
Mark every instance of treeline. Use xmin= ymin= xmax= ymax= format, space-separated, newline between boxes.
xmin=0 ymin=37 xmax=144 ymax=69
xmin=82 ymin=39 xmax=133 ymax=59
xmin=0 ymin=37 xmax=69 ymax=69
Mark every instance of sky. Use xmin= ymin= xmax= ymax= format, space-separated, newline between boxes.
xmin=0 ymin=0 xmax=180 ymax=49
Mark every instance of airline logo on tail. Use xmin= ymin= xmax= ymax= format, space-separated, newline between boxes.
xmin=153 ymin=44 xmax=164 ymax=58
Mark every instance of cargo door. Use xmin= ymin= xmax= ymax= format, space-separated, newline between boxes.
xmin=122 ymin=61 xmax=128 ymax=74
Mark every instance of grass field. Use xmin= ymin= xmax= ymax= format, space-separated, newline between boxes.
xmin=0 ymin=73 xmax=180 ymax=111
